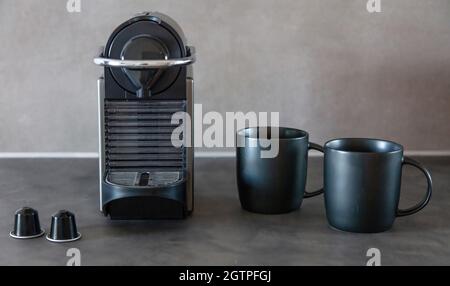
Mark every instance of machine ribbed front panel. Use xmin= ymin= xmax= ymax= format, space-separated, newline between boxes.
xmin=104 ymin=100 xmax=186 ymax=173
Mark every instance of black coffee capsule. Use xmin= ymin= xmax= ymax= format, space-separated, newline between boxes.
xmin=10 ymin=207 xmax=45 ymax=239
xmin=46 ymin=210 xmax=81 ymax=243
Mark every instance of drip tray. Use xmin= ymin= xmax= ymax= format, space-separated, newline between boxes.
xmin=106 ymin=171 xmax=183 ymax=187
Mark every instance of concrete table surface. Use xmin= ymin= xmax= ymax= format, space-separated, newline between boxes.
xmin=0 ymin=157 xmax=448 ymax=266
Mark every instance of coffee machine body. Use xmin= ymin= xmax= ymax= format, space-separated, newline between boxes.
xmin=94 ymin=12 xmax=195 ymax=219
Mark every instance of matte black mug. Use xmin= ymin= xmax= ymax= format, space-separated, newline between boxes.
xmin=324 ymin=138 xmax=432 ymax=233
xmin=236 ymin=127 xmax=324 ymax=214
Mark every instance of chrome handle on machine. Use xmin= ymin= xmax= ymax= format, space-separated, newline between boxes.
xmin=93 ymin=46 xmax=196 ymax=69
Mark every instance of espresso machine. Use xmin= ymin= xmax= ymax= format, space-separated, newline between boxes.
xmin=94 ymin=12 xmax=195 ymax=219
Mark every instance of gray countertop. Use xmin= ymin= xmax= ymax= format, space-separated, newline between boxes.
xmin=0 ymin=157 xmax=449 ymax=266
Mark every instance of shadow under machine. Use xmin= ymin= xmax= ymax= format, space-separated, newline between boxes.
xmin=94 ymin=12 xmax=195 ymax=219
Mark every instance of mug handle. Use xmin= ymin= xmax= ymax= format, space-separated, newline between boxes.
xmin=304 ymin=142 xmax=324 ymax=198
xmin=396 ymin=157 xmax=433 ymax=217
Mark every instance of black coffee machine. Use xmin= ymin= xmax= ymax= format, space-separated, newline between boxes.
xmin=94 ymin=12 xmax=195 ymax=219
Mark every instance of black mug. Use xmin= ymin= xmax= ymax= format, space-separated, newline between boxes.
xmin=236 ymin=127 xmax=324 ymax=214
xmin=324 ymin=138 xmax=432 ymax=233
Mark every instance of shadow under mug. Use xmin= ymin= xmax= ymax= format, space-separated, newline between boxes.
xmin=324 ymin=138 xmax=433 ymax=233
xmin=236 ymin=127 xmax=324 ymax=214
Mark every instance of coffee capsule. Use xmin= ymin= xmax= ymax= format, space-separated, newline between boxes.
xmin=10 ymin=207 xmax=45 ymax=239
xmin=46 ymin=210 xmax=81 ymax=243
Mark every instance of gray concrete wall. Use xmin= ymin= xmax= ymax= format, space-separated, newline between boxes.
xmin=0 ymin=0 xmax=449 ymax=153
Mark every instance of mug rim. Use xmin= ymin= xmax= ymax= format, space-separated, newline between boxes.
xmin=324 ymin=138 xmax=404 ymax=155
xmin=236 ymin=127 xmax=309 ymax=141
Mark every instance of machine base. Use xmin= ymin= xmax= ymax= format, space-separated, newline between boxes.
xmin=101 ymin=174 xmax=189 ymax=220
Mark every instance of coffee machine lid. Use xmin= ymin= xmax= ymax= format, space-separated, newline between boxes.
xmin=105 ymin=13 xmax=187 ymax=97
